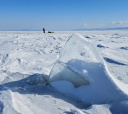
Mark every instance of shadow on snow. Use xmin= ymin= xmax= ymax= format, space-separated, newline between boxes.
xmin=0 ymin=72 xmax=89 ymax=109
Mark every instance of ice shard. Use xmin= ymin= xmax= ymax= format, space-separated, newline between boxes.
xmin=49 ymin=33 xmax=103 ymax=87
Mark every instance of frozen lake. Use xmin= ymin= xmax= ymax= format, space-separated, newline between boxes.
xmin=0 ymin=31 xmax=128 ymax=114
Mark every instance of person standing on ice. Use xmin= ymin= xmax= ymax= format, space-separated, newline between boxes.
xmin=43 ymin=28 xmax=45 ymax=33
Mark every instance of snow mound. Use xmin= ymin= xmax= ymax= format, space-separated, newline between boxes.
xmin=50 ymin=33 xmax=128 ymax=104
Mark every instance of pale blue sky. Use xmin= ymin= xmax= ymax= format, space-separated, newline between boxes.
xmin=0 ymin=0 xmax=128 ymax=31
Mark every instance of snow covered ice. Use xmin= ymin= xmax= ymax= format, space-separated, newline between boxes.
xmin=0 ymin=31 xmax=128 ymax=114
xmin=50 ymin=33 xmax=128 ymax=103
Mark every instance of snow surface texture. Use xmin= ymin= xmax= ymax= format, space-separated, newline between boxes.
xmin=0 ymin=31 xmax=128 ymax=114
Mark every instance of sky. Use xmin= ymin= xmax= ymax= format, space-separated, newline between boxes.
xmin=0 ymin=0 xmax=128 ymax=31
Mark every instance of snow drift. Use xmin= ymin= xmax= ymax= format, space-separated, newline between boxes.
xmin=49 ymin=33 xmax=128 ymax=104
